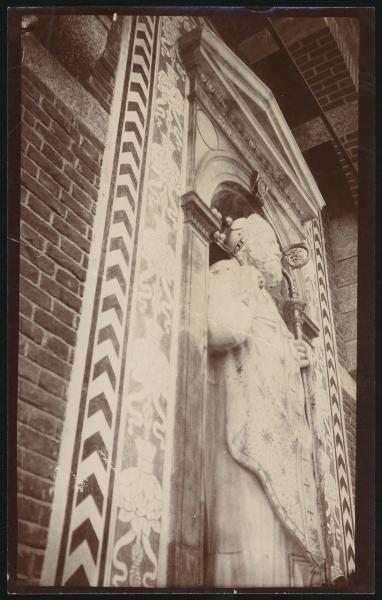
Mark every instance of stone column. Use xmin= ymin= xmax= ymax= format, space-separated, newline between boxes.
xmin=166 ymin=192 xmax=220 ymax=586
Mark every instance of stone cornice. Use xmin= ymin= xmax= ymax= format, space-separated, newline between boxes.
xmin=194 ymin=73 xmax=307 ymax=225
xmin=22 ymin=33 xmax=108 ymax=143
xmin=179 ymin=25 xmax=326 ymax=222
xmin=181 ymin=192 xmax=221 ymax=241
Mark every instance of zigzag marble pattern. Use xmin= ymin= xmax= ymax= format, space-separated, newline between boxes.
xmin=313 ymin=218 xmax=356 ymax=575
xmin=55 ymin=16 xmax=158 ymax=586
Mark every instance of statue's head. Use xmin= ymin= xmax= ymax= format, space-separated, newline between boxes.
xmin=226 ymin=214 xmax=283 ymax=288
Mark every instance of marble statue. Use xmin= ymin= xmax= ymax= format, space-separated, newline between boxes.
xmin=205 ymin=213 xmax=326 ymax=587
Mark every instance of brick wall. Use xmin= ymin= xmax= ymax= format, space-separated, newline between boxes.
xmin=289 ymin=28 xmax=359 ymax=203
xmin=17 ymin=20 xmax=121 ymax=584
xmin=289 ymin=28 xmax=357 ymax=113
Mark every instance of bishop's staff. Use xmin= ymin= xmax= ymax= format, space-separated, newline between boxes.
xmin=281 ymin=242 xmax=330 ymax=584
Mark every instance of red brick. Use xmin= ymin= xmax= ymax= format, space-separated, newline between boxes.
xmin=60 ymin=190 xmax=93 ymax=226
xmin=64 ymin=163 xmax=98 ymax=202
xmin=59 ymin=236 xmax=83 ymax=264
xmin=95 ymin=59 xmax=115 ymax=88
xmin=82 ymin=254 xmax=89 ymax=270
xmin=345 ymin=93 xmax=358 ymax=103
xmin=52 ymin=214 xmax=91 ymax=253
xmin=54 ymin=96 xmax=76 ymax=125
xmin=19 ymin=335 xmax=29 ymax=357
xmin=18 ymin=494 xmax=49 ymax=527
xmin=27 ymin=192 xmax=53 ymax=223
xmin=41 ymin=141 xmax=64 ymax=170
xmin=22 ymin=93 xmax=51 ymax=128
xmin=41 ymin=98 xmax=73 ymax=133
xmin=80 ymin=136 xmax=102 ymax=164
xmin=316 ymin=31 xmax=333 ymax=45
xmin=20 ymin=277 xmax=52 ymax=311
xmin=45 ymin=334 xmax=69 ymax=362
xmin=19 ymin=315 xmax=44 ymax=345
xmin=21 ymin=243 xmax=56 ymax=277
xmin=87 ymin=82 xmax=111 ymax=113
xmin=19 ymin=295 xmax=33 ymax=318
xmin=45 ymin=243 xmax=86 ymax=283
xmin=21 ymin=185 xmax=29 ymax=204
xmin=40 ymin=274 xmax=81 ymax=312
xmin=72 ymin=182 xmax=94 ymax=211
xmin=19 ymin=378 xmax=66 ymax=420
xmin=17 ymin=543 xmax=37 ymax=579
xmin=77 ymin=160 xmax=98 ymax=186
xmin=22 ymin=76 xmax=41 ymax=102
xmin=55 ymin=268 xmax=80 ymax=293
xmin=310 ymin=44 xmax=339 ymax=61
xmin=316 ymin=82 xmax=339 ymax=98
xmin=21 ymin=135 xmax=28 ymax=154
xmin=324 ymin=98 xmax=346 ymax=112
xmin=328 ymin=85 xmax=355 ymax=101
xmin=32 ymin=550 xmax=45 ymax=579
xmin=27 ymin=145 xmax=70 ymax=192
xmin=331 ymin=63 xmax=350 ymax=75
xmin=34 ymin=308 xmax=77 ymax=346
xmin=38 ymin=370 xmax=66 ymax=399
xmin=27 ymin=340 xmax=71 ymax=381
xmin=54 ymin=418 xmax=64 ymax=440
xmin=22 ymin=121 xmax=43 ymax=152
xmin=18 ymin=356 xmax=40 ymax=384
xmin=78 ymin=120 xmax=105 ymax=152
xmin=20 ymin=256 xmax=39 ymax=285
xmin=103 ymin=48 xmax=118 ymax=70
xmin=22 ymin=70 xmax=55 ymax=103
xmin=21 ymin=205 xmax=59 ymax=245
xmin=65 ymin=207 xmax=88 ymax=236
xmin=18 ymin=399 xmax=59 ymax=437
xmin=18 ymin=520 xmax=48 ymax=550
xmin=52 ymin=300 xmax=76 ymax=328
xmin=50 ymin=119 xmax=72 ymax=147
xmin=17 ymin=422 xmax=60 ymax=460
xmin=35 ymin=122 xmax=75 ymax=163
xmin=72 ymin=142 xmax=102 ymax=177
xmin=23 ymin=107 xmax=36 ymax=128
xmin=17 ymin=466 xmax=55 ymax=501
xmin=21 ymin=170 xmax=67 ymax=218
xmin=306 ymin=70 xmax=335 ymax=87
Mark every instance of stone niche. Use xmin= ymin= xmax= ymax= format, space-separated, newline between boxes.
xmin=164 ymin=23 xmax=356 ymax=587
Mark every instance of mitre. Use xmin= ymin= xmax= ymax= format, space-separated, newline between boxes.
xmin=225 ymin=213 xmax=276 ymax=254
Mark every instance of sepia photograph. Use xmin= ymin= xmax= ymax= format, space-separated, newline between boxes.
xmin=7 ymin=6 xmax=374 ymax=593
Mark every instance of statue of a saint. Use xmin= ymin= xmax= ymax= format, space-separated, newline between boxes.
xmin=205 ymin=214 xmax=326 ymax=587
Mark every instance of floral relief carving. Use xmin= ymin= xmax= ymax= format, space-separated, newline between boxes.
xmin=109 ymin=16 xmax=197 ymax=587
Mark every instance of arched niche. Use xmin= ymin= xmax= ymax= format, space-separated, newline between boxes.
xmin=193 ymin=148 xmax=309 ymax=305
xmin=194 ymin=149 xmax=252 ymax=208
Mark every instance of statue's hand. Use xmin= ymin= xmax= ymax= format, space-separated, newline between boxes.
xmin=294 ymin=339 xmax=310 ymax=369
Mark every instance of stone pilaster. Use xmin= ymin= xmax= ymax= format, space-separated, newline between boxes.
xmin=167 ymin=192 xmax=220 ymax=586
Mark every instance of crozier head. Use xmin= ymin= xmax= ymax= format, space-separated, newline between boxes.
xmin=226 ymin=214 xmax=283 ymax=288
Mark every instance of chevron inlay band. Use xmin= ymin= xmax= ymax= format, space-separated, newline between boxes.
xmin=53 ymin=16 xmax=159 ymax=586
xmin=313 ymin=217 xmax=356 ymax=575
